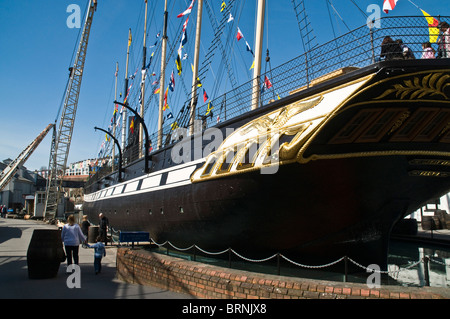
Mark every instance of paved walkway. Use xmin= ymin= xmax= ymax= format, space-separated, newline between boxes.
xmin=0 ymin=218 xmax=194 ymax=299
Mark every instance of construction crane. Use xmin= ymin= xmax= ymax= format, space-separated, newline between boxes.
xmin=44 ymin=0 xmax=98 ymax=220
xmin=0 ymin=124 xmax=54 ymax=192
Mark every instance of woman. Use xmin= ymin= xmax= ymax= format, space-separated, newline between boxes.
xmin=438 ymin=22 xmax=450 ymax=58
xmin=61 ymin=215 xmax=86 ymax=266
xmin=380 ymin=36 xmax=403 ymax=61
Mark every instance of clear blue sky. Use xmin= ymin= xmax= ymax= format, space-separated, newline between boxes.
xmin=0 ymin=0 xmax=447 ymax=171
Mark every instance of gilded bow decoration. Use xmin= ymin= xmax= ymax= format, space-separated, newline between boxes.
xmin=374 ymin=73 xmax=449 ymax=100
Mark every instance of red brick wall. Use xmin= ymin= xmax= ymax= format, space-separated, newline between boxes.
xmin=116 ymin=247 xmax=449 ymax=299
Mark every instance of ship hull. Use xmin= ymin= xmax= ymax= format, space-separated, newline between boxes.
xmin=83 ymin=154 xmax=450 ymax=269
xmin=84 ymin=60 xmax=450 ymax=269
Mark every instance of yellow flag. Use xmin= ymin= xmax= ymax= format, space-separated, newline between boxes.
xmin=249 ymin=59 xmax=255 ymax=70
xmin=128 ymin=29 xmax=132 ymax=47
xmin=191 ymin=63 xmax=202 ymax=87
xmin=220 ymin=1 xmax=226 ymax=12
xmin=421 ymin=10 xmax=440 ymax=43
xmin=206 ymin=102 xmax=214 ymax=116
xmin=171 ymin=122 xmax=179 ymax=130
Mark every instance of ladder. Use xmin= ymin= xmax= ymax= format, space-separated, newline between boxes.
xmin=44 ymin=0 xmax=98 ymax=219
xmin=290 ymin=0 xmax=321 ymax=85
xmin=0 ymin=124 xmax=54 ymax=192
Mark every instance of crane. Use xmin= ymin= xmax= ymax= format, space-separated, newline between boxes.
xmin=44 ymin=0 xmax=98 ymax=220
xmin=0 ymin=124 xmax=54 ymax=192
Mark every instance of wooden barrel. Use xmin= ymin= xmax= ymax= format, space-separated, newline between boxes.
xmin=435 ymin=210 xmax=448 ymax=230
xmin=27 ymin=229 xmax=65 ymax=279
xmin=432 ymin=216 xmax=441 ymax=229
xmin=88 ymin=226 xmax=99 ymax=243
xmin=422 ymin=216 xmax=433 ymax=230
xmin=445 ymin=214 xmax=450 ymax=230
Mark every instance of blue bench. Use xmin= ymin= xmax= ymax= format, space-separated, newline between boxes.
xmin=119 ymin=231 xmax=150 ymax=248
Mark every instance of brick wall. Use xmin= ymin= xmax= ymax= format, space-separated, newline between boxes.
xmin=116 ymin=247 xmax=450 ymax=299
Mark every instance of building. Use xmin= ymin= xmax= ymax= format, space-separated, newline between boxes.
xmin=0 ymin=158 xmax=46 ymax=214
xmin=1 ymin=158 xmax=97 ymax=218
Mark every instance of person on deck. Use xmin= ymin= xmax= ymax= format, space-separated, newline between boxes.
xmin=438 ymin=22 xmax=450 ymax=58
xmin=380 ymin=36 xmax=403 ymax=61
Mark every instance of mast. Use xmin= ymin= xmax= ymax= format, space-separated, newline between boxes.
xmin=189 ymin=0 xmax=203 ymax=135
xmin=122 ymin=28 xmax=132 ymax=151
xmin=139 ymin=0 xmax=148 ymax=158
xmin=157 ymin=0 xmax=169 ymax=149
xmin=251 ymin=0 xmax=266 ymax=110
xmin=112 ymin=62 xmax=119 ymax=171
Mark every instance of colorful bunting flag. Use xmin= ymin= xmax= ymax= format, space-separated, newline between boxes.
xmin=383 ymin=0 xmax=398 ymax=14
xmin=171 ymin=122 xmax=179 ymax=130
xmin=146 ymin=51 xmax=154 ymax=69
xmin=191 ymin=63 xmax=202 ymax=87
xmin=169 ymin=70 xmax=175 ymax=92
xmin=128 ymin=30 xmax=132 ymax=47
xmin=130 ymin=117 xmax=135 ymax=134
xmin=236 ymin=27 xmax=244 ymax=41
xmin=245 ymin=41 xmax=254 ymax=56
xmin=206 ymin=102 xmax=214 ymax=116
xmin=177 ymin=0 xmax=195 ymax=18
xmin=264 ymin=76 xmax=272 ymax=89
xmin=176 ymin=54 xmax=182 ymax=75
xmin=421 ymin=9 xmax=440 ymax=43
xmin=220 ymin=1 xmax=226 ymax=12
xmin=176 ymin=17 xmax=190 ymax=76
xmin=203 ymin=89 xmax=209 ymax=102
xmin=163 ymin=86 xmax=169 ymax=110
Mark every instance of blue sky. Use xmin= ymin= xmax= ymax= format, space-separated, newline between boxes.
xmin=0 ymin=0 xmax=447 ymax=171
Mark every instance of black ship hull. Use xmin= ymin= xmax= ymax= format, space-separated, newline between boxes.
xmin=84 ymin=60 xmax=450 ymax=269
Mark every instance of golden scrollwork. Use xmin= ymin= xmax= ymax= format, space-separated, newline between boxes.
xmin=374 ymin=73 xmax=450 ymax=100
xmin=191 ymin=96 xmax=323 ymax=182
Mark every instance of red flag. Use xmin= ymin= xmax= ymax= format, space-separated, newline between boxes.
xmin=203 ymin=89 xmax=209 ymax=102
xmin=383 ymin=0 xmax=398 ymax=14
xmin=177 ymin=0 xmax=195 ymax=18
xmin=264 ymin=76 xmax=272 ymax=89
xmin=236 ymin=27 xmax=244 ymax=41
xmin=130 ymin=117 xmax=135 ymax=134
xmin=163 ymin=86 xmax=169 ymax=110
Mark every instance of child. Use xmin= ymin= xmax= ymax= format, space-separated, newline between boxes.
xmin=86 ymin=236 xmax=106 ymax=274
xmin=421 ymin=42 xmax=436 ymax=59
